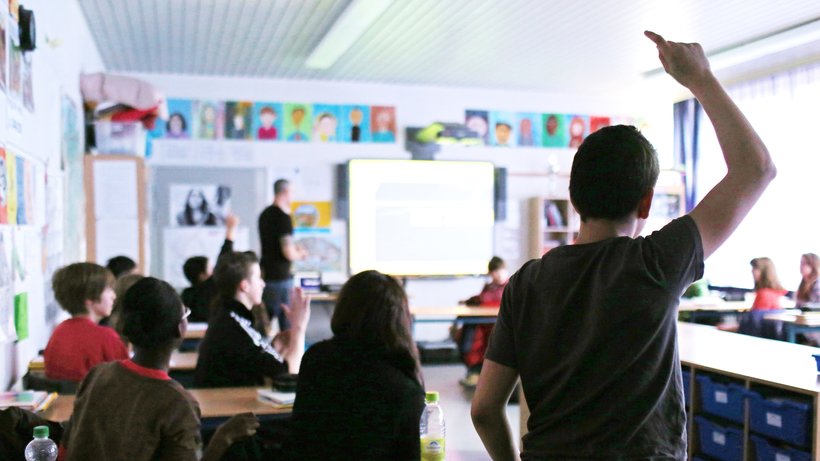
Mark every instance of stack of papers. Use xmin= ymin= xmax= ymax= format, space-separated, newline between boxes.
xmin=0 ymin=391 xmax=57 ymax=412
xmin=257 ymin=389 xmax=296 ymax=408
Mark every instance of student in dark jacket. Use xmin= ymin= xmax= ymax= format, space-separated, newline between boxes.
xmin=181 ymin=214 xmax=239 ymax=323
xmin=285 ymin=270 xmax=425 ymax=461
xmin=194 ymin=251 xmax=310 ymax=388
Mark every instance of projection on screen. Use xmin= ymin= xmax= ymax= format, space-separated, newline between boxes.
xmin=348 ymin=159 xmax=495 ymax=277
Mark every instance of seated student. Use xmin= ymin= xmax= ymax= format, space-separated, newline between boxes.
xmin=60 ymin=277 xmax=259 ymax=460
xmin=796 ymin=253 xmax=820 ymax=306
xmin=194 ymin=251 xmax=309 ymax=388
xmin=285 ymin=270 xmax=425 ymax=461
xmin=181 ymin=214 xmax=238 ymax=323
xmin=750 ymin=257 xmax=788 ymax=310
xmin=105 ymin=255 xmax=137 ymax=279
xmin=101 ymin=272 xmax=144 ymax=339
xmin=43 ymin=263 xmax=128 ymax=382
xmin=454 ymin=256 xmax=508 ymax=387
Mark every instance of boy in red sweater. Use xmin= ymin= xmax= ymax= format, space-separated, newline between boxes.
xmin=43 ymin=262 xmax=128 ymax=382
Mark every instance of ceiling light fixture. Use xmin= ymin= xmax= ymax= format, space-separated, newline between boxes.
xmin=305 ymin=0 xmax=394 ymax=70
xmin=644 ymin=17 xmax=820 ymax=77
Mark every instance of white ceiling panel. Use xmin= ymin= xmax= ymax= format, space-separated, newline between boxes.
xmin=78 ymin=0 xmax=820 ymax=93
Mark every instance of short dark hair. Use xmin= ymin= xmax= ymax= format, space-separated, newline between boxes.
xmin=213 ymin=252 xmax=258 ymax=300
xmin=496 ymin=122 xmax=511 ymax=129
xmin=183 ymin=256 xmax=209 ymax=285
xmin=52 ymin=263 xmax=115 ymax=315
xmin=166 ymin=112 xmax=187 ymax=131
xmin=260 ymin=106 xmax=276 ymax=116
xmin=488 ymin=256 xmax=505 ymax=273
xmin=331 ymin=270 xmax=421 ymax=383
xmin=106 ymin=256 xmax=137 ymax=278
xmin=273 ymin=179 xmax=290 ymax=196
xmin=569 ymin=125 xmax=659 ymax=222
xmin=121 ymin=277 xmax=184 ymax=350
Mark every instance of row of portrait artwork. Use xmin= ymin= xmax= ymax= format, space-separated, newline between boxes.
xmin=0 ymin=148 xmax=36 ymax=226
xmin=464 ymin=110 xmax=638 ymax=149
xmin=151 ymin=99 xmax=398 ymax=144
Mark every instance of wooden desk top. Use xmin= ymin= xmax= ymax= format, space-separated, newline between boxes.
xmin=40 ymin=387 xmax=290 ymax=423
xmin=678 ymin=297 xmax=753 ymax=312
xmin=678 ymin=322 xmax=820 ymax=394
xmin=30 ymin=351 xmax=198 ymax=373
xmin=764 ymin=312 xmax=820 ymax=326
xmin=185 ymin=322 xmax=208 ymax=339
xmin=409 ymin=306 xmax=499 ymax=317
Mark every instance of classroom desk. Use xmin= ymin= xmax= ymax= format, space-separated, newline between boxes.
xmin=519 ymin=322 xmax=820 ymax=459
xmin=40 ymin=387 xmax=291 ymax=423
xmin=29 ymin=351 xmax=199 ymax=373
xmin=677 ymin=297 xmax=753 ymax=323
xmin=185 ymin=322 xmax=208 ymax=340
xmin=764 ymin=311 xmax=820 ymax=343
xmin=410 ymin=306 xmax=499 ymax=321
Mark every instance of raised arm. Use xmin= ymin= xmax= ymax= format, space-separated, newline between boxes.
xmin=645 ymin=31 xmax=776 ymax=259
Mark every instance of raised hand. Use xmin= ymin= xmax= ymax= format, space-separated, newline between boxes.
xmin=281 ymin=286 xmax=311 ymax=332
xmin=644 ymin=30 xmax=714 ymax=89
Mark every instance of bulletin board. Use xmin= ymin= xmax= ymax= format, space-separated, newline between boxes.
xmin=84 ymin=155 xmax=147 ymax=272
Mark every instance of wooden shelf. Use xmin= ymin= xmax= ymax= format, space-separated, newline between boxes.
xmin=529 ymin=197 xmax=579 ymax=258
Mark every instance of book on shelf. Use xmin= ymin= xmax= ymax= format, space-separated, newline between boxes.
xmin=543 ymin=201 xmax=565 ymax=228
xmin=257 ymin=389 xmax=296 ymax=408
xmin=0 ymin=390 xmax=57 ymax=412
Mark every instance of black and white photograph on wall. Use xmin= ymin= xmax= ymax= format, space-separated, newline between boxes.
xmin=169 ymin=184 xmax=231 ymax=227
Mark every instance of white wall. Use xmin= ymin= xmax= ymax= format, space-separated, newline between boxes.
xmin=132 ymin=72 xmax=673 ymax=339
xmin=0 ymin=0 xmax=105 ymax=389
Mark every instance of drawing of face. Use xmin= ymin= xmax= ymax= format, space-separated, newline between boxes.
xmin=375 ymin=110 xmax=391 ymax=130
xmin=318 ymin=114 xmax=337 ymax=137
xmin=203 ymin=105 xmax=216 ymax=123
xmin=188 ymin=190 xmax=206 ymax=210
xmin=520 ymin=118 xmax=532 ymax=135
xmin=169 ymin=114 xmax=184 ymax=135
xmin=466 ymin=115 xmax=488 ymax=138
xmin=570 ymin=117 xmax=585 ymax=137
xmin=233 ymin=113 xmax=245 ymax=130
xmin=546 ymin=115 xmax=558 ymax=136
xmin=495 ymin=123 xmax=511 ymax=145
xmin=350 ymin=108 xmax=363 ymax=126
xmin=0 ymin=158 xmax=5 ymax=206
xmin=292 ymin=108 xmax=305 ymax=127
xmin=260 ymin=108 xmax=276 ymax=128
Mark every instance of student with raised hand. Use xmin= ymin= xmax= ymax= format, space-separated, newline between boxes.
xmin=194 ymin=251 xmax=310 ymax=388
xmin=60 ymin=277 xmax=258 ymax=461
xmin=471 ymin=31 xmax=775 ymax=460
xmin=44 ymin=263 xmax=128 ymax=382
xmin=284 ymin=270 xmax=425 ymax=461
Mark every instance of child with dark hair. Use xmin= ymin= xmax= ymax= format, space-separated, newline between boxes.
xmin=105 ymin=255 xmax=137 ymax=278
xmin=181 ymin=214 xmax=238 ymax=323
xmin=472 ymin=31 xmax=776 ymax=460
xmin=44 ymin=263 xmax=128 ymax=382
xmin=285 ymin=270 xmax=424 ymax=461
xmin=194 ymin=250 xmax=310 ymax=388
xmin=60 ymin=277 xmax=259 ymax=460
xmin=455 ymin=256 xmax=508 ymax=387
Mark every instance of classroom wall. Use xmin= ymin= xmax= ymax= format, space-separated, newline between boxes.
xmin=0 ymin=0 xmax=105 ymax=389
xmin=131 ymin=72 xmax=673 ymax=339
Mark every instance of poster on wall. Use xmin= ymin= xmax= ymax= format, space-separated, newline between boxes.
xmin=252 ymin=102 xmax=282 ymax=141
xmin=192 ymin=100 xmax=224 ymax=140
xmin=370 ymin=106 xmax=396 ymax=143
xmin=489 ymin=111 xmax=516 ymax=147
xmin=542 ymin=113 xmax=567 ymax=147
xmin=339 ymin=105 xmax=370 ymax=143
xmin=465 ymin=110 xmax=490 ymax=145
xmin=7 ymin=18 xmax=19 ymax=105
xmin=291 ymin=201 xmax=332 ymax=231
xmin=163 ymin=226 xmax=249 ymax=288
xmin=516 ymin=112 xmax=541 ymax=147
xmin=61 ymin=94 xmax=85 ymax=263
xmin=283 ymin=103 xmax=311 ymax=142
xmin=566 ymin=115 xmax=589 ymax=148
xmin=165 ymin=99 xmax=192 ymax=139
xmin=0 ymin=227 xmax=14 ymax=343
xmin=5 ymin=149 xmax=14 ymax=225
xmin=21 ymin=53 xmax=31 ymax=111
xmin=169 ymin=184 xmax=231 ymax=227
xmin=225 ymin=101 xmax=252 ymax=140
xmin=0 ymin=12 xmax=7 ymax=92
xmin=311 ymin=104 xmax=341 ymax=143
xmin=590 ymin=116 xmax=611 ymax=133
xmin=292 ymin=221 xmax=346 ymax=281
xmin=0 ymin=148 xmax=6 ymax=224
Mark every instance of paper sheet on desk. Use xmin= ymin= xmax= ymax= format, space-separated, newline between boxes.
xmin=257 ymin=389 xmax=295 ymax=406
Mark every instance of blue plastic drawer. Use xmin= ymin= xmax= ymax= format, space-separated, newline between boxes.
xmin=682 ymin=369 xmax=691 ymax=407
xmin=750 ymin=435 xmax=811 ymax=461
xmin=696 ymin=416 xmax=743 ymax=461
xmin=697 ymin=375 xmax=747 ymax=423
xmin=748 ymin=391 xmax=812 ymax=448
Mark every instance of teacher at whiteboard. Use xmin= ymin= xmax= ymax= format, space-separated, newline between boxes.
xmin=259 ymin=178 xmax=308 ymax=331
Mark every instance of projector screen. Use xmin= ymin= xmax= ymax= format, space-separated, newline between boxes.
xmin=348 ymin=159 xmax=495 ymax=277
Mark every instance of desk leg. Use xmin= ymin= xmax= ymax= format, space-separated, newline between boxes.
xmin=786 ymin=325 xmax=797 ymax=343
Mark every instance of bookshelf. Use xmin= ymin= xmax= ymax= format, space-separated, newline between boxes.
xmin=528 ymin=197 xmax=580 ymax=258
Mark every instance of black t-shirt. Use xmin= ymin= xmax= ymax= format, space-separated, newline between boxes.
xmin=258 ymin=205 xmax=293 ymax=280
xmin=486 ymin=216 xmax=704 ymax=460
xmin=285 ymin=338 xmax=425 ymax=461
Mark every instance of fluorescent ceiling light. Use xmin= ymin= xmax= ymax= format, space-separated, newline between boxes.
xmin=644 ymin=18 xmax=820 ymax=77
xmin=306 ymin=0 xmax=394 ymax=70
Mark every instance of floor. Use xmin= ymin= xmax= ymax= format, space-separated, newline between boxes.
xmin=422 ymin=363 xmax=521 ymax=460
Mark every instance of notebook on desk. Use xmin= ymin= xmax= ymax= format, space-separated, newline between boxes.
xmin=257 ymin=389 xmax=296 ymax=408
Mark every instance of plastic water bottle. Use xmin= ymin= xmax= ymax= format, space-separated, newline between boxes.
xmin=24 ymin=426 xmax=57 ymax=461
xmin=420 ymin=391 xmax=445 ymax=461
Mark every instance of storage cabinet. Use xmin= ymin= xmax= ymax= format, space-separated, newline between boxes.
xmin=528 ymin=197 xmax=579 ymax=258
